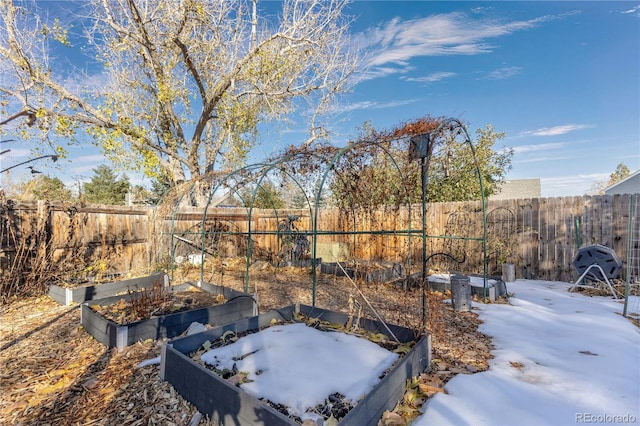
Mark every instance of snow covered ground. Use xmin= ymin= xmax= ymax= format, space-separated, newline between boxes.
xmin=144 ymin=278 xmax=639 ymax=425
xmin=414 ymin=279 xmax=640 ymax=426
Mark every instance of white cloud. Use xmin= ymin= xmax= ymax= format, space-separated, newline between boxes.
xmin=521 ymin=124 xmax=593 ymax=137
xmin=514 ymin=155 xmax=571 ymax=165
xmin=620 ymin=5 xmax=640 ymax=14
xmin=356 ymin=11 xmax=574 ymax=79
xmin=75 ymin=154 xmax=107 ymax=163
xmin=71 ymin=164 xmax=100 ymax=174
xmin=0 ymin=148 xmax=30 ymax=160
xmin=359 ymin=64 xmax=414 ymax=81
xmin=403 ymin=71 xmax=457 ymax=83
xmin=470 ymin=6 xmax=494 ymax=14
xmin=513 ymin=142 xmax=567 ymax=153
xmin=68 ymin=154 xmax=107 ymax=174
xmin=541 ymin=173 xmax=609 ymax=196
xmin=370 ymin=99 xmax=420 ymax=109
xmin=542 ymin=173 xmax=608 ymax=184
xmin=329 ymin=100 xmax=379 ymax=114
xmin=330 ymin=98 xmax=419 ymax=115
xmin=483 ymin=66 xmax=522 ymax=80
xmin=64 ymin=70 xmax=114 ymax=97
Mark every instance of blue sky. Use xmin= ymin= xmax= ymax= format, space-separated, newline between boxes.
xmin=336 ymin=1 xmax=640 ymax=197
xmin=2 ymin=1 xmax=639 ymax=197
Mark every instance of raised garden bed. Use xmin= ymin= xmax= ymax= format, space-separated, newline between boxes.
xmin=81 ymin=281 xmax=256 ymax=351
xmin=161 ymin=304 xmax=431 ymax=425
xmin=49 ymin=272 xmax=168 ymax=306
xmin=428 ymin=273 xmax=506 ymax=301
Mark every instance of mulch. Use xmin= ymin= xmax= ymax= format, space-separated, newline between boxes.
xmin=0 ymin=263 xmax=496 ymax=425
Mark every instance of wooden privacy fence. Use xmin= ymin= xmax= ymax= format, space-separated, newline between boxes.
xmin=1 ymin=195 xmax=638 ymax=284
xmin=312 ymin=195 xmax=638 ymax=282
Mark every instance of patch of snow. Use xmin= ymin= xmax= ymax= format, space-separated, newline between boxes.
xmin=428 ymin=273 xmax=498 ymax=288
xmin=200 ymin=322 xmax=399 ymax=419
xmin=413 ymin=280 xmax=640 ymax=425
xmin=136 ymin=356 xmax=160 ymax=368
xmin=186 ymin=322 xmax=207 ymax=336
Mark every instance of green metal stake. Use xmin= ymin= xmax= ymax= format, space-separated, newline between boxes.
xmin=623 ymin=195 xmax=635 ymax=317
xmin=574 ymin=216 xmax=582 ymax=249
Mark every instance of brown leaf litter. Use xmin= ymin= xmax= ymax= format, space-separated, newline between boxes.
xmin=1 ymin=267 xmax=496 ymax=425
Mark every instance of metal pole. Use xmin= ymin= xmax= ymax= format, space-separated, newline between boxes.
xmin=623 ymin=195 xmax=635 ymax=317
xmin=421 ymin=155 xmax=428 ymax=333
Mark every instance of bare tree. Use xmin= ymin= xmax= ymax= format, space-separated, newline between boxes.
xmin=0 ymin=0 xmax=362 ymax=205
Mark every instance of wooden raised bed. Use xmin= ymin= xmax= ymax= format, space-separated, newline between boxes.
xmin=161 ymin=304 xmax=431 ymax=426
xmin=81 ymin=282 xmax=256 ymax=351
xmin=49 ymin=272 xmax=168 ymax=306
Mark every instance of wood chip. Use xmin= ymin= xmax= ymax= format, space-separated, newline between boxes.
xmin=0 ymin=267 xmax=494 ymax=425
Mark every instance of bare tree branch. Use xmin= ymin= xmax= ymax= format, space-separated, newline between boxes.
xmin=0 ymin=0 xmax=363 ymax=205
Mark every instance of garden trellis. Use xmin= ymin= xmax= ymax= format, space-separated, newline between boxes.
xmin=1 ymin=195 xmax=636 ymax=308
xmin=166 ymin=118 xmax=490 ymax=329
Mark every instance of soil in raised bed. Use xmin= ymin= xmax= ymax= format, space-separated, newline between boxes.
xmin=54 ymin=273 xmax=130 ymax=289
xmin=89 ymin=286 xmax=226 ymax=324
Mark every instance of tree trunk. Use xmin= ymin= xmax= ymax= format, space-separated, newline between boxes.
xmin=187 ymin=179 xmax=212 ymax=207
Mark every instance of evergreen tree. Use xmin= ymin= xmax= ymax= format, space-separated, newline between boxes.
xmin=83 ymin=165 xmax=130 ymax=205
xmin=148 ymin=174 xmax=172 ymax=205
xmin=312 ymin=179 xmax=328 ymax=208
xmin=240 ymin=181 xmax=285 ymax=209
xmin=291 ymin=191 xmax=309 ymax=209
